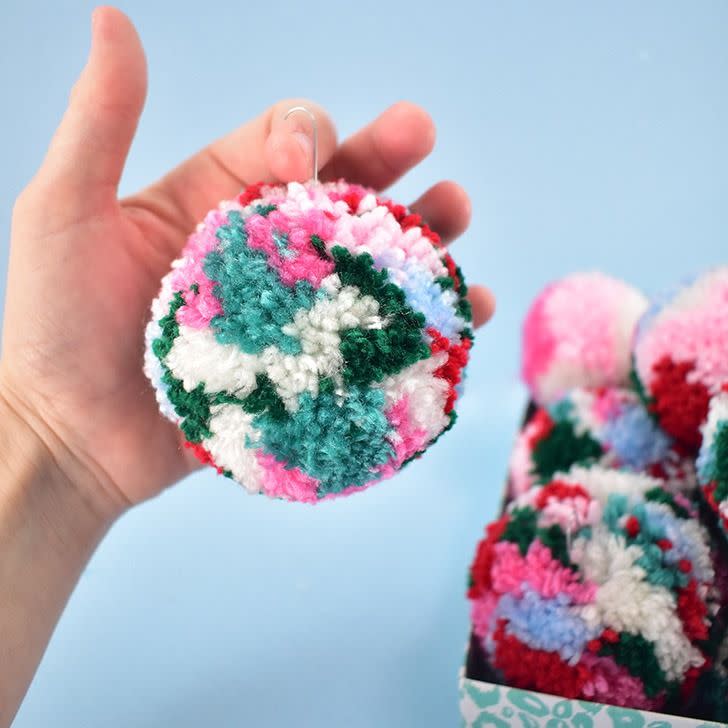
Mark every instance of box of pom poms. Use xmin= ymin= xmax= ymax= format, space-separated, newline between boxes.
xmin=461 ymin=271 xmax=728 ymax=726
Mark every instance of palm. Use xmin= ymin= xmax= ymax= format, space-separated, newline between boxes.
xmin=55 ymin=206 xmax=200 ymax=505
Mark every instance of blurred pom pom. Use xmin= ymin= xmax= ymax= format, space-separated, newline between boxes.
xmin=468 ymin=465 xmax=721 ymax=712
xmin=522 ymin=273 xmax=648 ymax=406
xmin=144 ymin=181 xmax=473 ymax=502
xmin=509 ymin=387 xmax=696 ymax=498
xmin=633 ymin=268 xmax=728 ymax=452
xmin=698 ymin=386 xmax=728 ymax=536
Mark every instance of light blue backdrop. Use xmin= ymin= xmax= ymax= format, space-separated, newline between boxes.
xmin=1 ymin=2 xmax=726 ymax=726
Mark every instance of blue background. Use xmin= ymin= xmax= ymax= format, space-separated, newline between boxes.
xmin=1 ymin=2 xmax=726 ymax=726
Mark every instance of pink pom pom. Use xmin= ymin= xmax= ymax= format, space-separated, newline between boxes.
xmin=633 ymin=267 xmax=728 ymax=452
xmin=522 ymin=273 xmax=647 ymax=405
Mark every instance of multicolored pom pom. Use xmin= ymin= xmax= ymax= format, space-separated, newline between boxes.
xmin=698 ymin=386 xmax=728 ymax=536
xmin=509 ymin=387 xmax=696 ymax=498
xmin=633 ymin=268 xmax=728 ymax=452
xmin=521 ymin=273 xmax=648 ymax=406
xmin=468 ymin=465 xmax=720 ymax=711
xmin=144 ymin=181 xmax=472 ymax=502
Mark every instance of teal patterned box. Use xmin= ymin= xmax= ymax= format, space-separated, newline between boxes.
xmin=459 ymin=672 xmax=725 ymax=727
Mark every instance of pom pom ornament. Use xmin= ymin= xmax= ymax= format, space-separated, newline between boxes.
xmin=634 ymin=267 xmax=728 ymax=453
xmin=698 ymin=386 xmax=728 ymax=536
xmin=144 ymin=112 xmax=472 ymax=502
xmin=468 ymin=465 xmax=721 ymax=712
xmin=509 ymin=386 xmax=696 ymax=498
xmin=521 ymin=273 xmax=648 ymax=406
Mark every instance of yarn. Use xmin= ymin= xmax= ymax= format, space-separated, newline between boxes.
xmin=466 ymin=268 xmax=728 ymax=718
xmin=144 ymin=180 xmax=472 ymax=502
xmin=698 ymin=387 xmax=728 ymax=537
xmin=633 ymin=267 xmax=728 ymax=453
xmin=521 ymin=273 xmax=648 ymax=406
xmin=467 ymin=465 xmax=721 ymax=712
xmin=693 ymin=630 xmax=728 ymax=722
xmin=509 ymin=386 xmax=696 ymax=498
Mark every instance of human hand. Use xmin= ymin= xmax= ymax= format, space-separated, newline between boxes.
xmin=1 ymin=6 xmax=495 ymax=519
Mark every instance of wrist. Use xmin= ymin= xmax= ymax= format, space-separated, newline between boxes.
xmin=0 ymin=378 xmax=123 ymax=536
xmin=0 ymin=375 xmax=116 ymax=725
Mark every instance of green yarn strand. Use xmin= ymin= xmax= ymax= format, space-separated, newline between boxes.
xmin=331 ymin=246 xmax=430 ymax=385
xmin=152 ymin=292 xmax=213 ymax=443
xmin=531 ymin=420 xmax=603 ymax=483
xmin=598 ymin=633 xmax=669 ymax=698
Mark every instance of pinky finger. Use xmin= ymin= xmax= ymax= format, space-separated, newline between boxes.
xmin=468 ymin=285 xmax=496 ymax=328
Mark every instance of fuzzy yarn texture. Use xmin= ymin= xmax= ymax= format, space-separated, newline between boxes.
xmin=633 ymin=267 xmax=728 ymax=453
xmin=698 ymin=629 xmax=728 ymax=723
xmin=466 ymin=269 xmax=728 ymax=719
xmin=698 ymin=386 xmax=728 ymax=538
xmin=521 ymin=273 xmax=648 ymax=406
xmin=468 ymin=465 xmax=722 ymax=712
xmin=144 ymin=180 xmax=472 ymax=502
xmin=508 ymin=386 xmax=696 ymax=498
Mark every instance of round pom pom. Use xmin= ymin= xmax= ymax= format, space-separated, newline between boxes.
xmin=522 ymin=273 xmax=648 ymax=406
xmin=633 ymin=268 xmax=728 ymax=452
xmin=698 ymin=386 xmax=728 ymax=536
xmin=468 ymin=465 xmax=720 ymax=711
xmin=144 ymin=181 xmax=473 ymax=502
xmin=509 ymin=387 xmax=696 ymax=498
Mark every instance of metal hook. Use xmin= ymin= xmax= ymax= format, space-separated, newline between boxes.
xmin=284 ymin=105 xmax=319 ymax=185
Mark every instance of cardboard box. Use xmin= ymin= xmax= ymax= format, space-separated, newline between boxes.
xmin=459 ymin=671 xmax=725 ymax=727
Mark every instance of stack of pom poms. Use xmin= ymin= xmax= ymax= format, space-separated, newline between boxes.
xmin=467 ymin=268 xmax=728 ymax=720
xmin=144 ymin=180 xmax=473 ymax=503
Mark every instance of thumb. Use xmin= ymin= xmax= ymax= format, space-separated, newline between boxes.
xmin=38 ymin=7 xmax=147 ymax=210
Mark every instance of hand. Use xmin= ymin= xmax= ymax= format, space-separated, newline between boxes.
xmin=1 ymin=6 xmax=495 ymax=518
